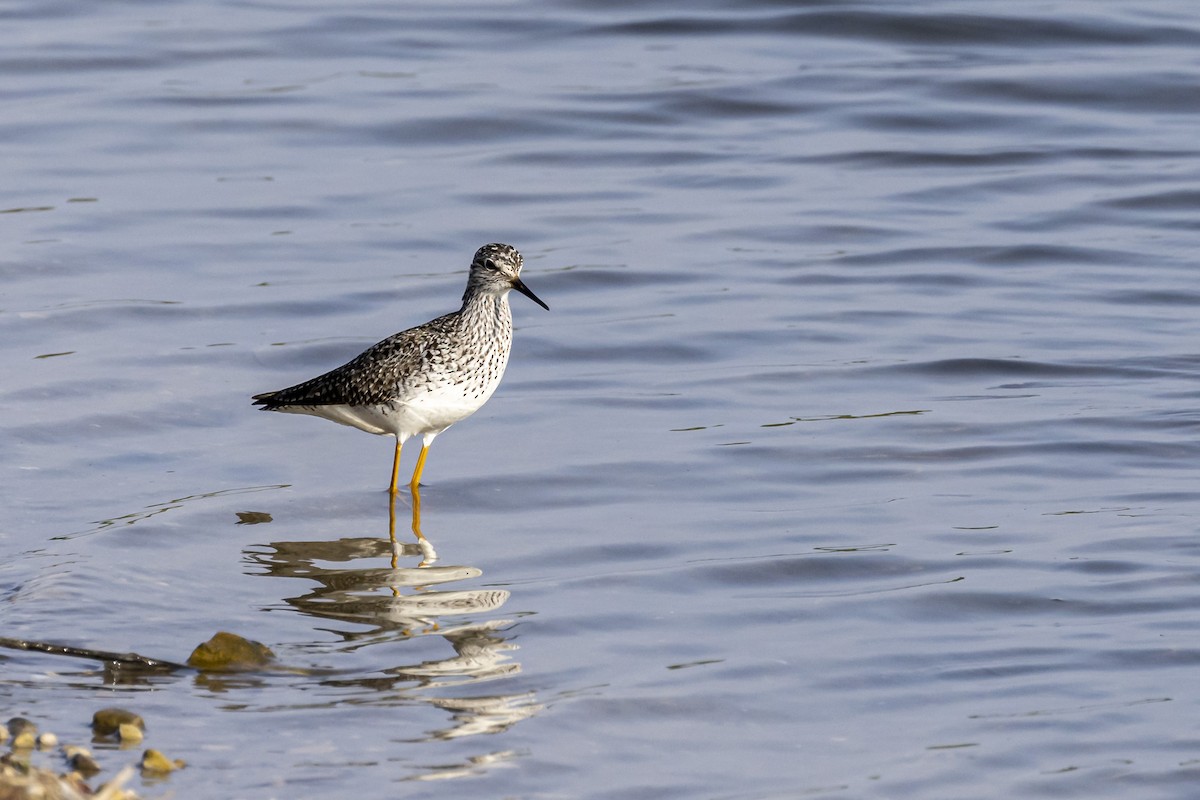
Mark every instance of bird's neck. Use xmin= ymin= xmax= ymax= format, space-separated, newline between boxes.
xmin=459 ymin=289 xmax=513 ymax=339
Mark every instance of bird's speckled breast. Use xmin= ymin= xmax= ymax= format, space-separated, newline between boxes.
xmin=383 ymin=291 xmax=514 ymax=433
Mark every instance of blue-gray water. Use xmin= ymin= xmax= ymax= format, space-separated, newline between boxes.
xmin=3 ymin=1 xmax=1200 ymax=797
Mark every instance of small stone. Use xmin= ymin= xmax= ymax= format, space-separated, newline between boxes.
xmin=117 ymin=722 xmax=143 ymax=744
xmin=187 ymin=631 xmax=275 ymax=671
xmin=92 ymin=708 xmax=145 ymax=737
xmin=6 ymin=717 xmax=36 ymax=738
xmin=11 ymin=729 xmax=36 ymax=749
xmin=67 ymin=749 xmax=102 ymax=777
xmin=140 ymin=748 xmax=185 ymax=774
xmin=35 ymin=731 xmax=58 ymax=749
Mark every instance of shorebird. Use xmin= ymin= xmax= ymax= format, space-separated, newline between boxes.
xmin=253 ymin=243 xmax=548 ymax=494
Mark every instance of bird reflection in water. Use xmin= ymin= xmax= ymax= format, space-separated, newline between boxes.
xmin=245 ymin=487 xmax=541 ymax=744
xmin=250 ymin=490 xmax=509 ymax=638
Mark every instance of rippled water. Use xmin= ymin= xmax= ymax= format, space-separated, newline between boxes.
xmin=3 ymin=1 xmax=1200 ymax=797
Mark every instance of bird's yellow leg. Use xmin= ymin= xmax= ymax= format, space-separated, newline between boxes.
xmin=409 ymin=444 xmax=430 ymax=492
xmin=389 ymin=437 xmax=404 ymax=496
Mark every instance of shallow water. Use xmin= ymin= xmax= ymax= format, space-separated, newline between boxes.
xmin=3 ymin=1 xmax=1200 ymax=797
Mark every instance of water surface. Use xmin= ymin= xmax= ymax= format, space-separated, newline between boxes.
xmin=3 ymin=1 xmax=1200 ymax=798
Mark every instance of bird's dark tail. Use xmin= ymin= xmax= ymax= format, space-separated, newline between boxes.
xmin=251 ymin=391 xmax=280 ymax=409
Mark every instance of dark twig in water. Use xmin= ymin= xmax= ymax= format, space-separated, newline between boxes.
xmin=0 ymin=636 xmax=188 ymax=671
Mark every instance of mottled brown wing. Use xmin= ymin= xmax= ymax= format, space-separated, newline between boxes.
xmin=252 ymin=313 xmax=458 ymax=409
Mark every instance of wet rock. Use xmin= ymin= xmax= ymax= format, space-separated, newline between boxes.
xmin=91 ymin=708 xmax=145 ymax=738
xmin=64 ymin=745 xmax=101 ymax=777
xmin=10 ymin=730 xmax=36 ymax=750
xmin=140 ymin=748 xmax=186 ymax=774
xmin=187 ymin=631 xmax=275 ymax=671
xmin=117 ymin=723 xmax=143 ymax=745
xmin=5 ymin=718 xmax=36 ymax=746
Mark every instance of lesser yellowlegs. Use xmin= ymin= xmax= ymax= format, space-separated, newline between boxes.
xmin=253 ymin=243 xmax=549 ymax=494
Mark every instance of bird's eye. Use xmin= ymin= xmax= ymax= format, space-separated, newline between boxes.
xmin=484 ymin=258 xmax=500 ymax=271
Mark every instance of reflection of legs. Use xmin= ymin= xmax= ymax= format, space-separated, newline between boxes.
xmin=388 ymin=491 xmax=400 ymax=570
xmin=387 ymin=488 xmax=435 ymax=567
xmin=389 ymin=436 xmax=404 ymax=496
xmin=410 ymin=482 xmax=426 ymax=541
xmin=411 ymin=483 xmax=436 ymax=567
xmin=409 ymin=444 xmax=430 ymax=492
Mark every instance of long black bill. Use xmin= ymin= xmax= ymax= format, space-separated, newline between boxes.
xmin=512 ymin=277 xmax=550 ymax=311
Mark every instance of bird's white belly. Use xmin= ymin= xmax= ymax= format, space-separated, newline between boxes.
xmin=282 ymin=382 xmax=498 ymax=438
xmin=390 ymin=384 xmax=494 ymax=434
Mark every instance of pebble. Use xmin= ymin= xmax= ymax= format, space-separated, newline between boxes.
xmin=11 ymin=730 xmax=36 ymax=749
xmin=91 ymin=708 xmax=145 ymax=737
xmin=140 ymin=748 xmax=186 ymax=774
xmin=6 ymin=717 xmax=37 ymax=747
xmin=65 ymin=746 xmax=102 ymax=777
xmin=118 ymin=722 xmax=144 ymax=744
xmin=5 ymin=717 xmax=36 ymax=735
